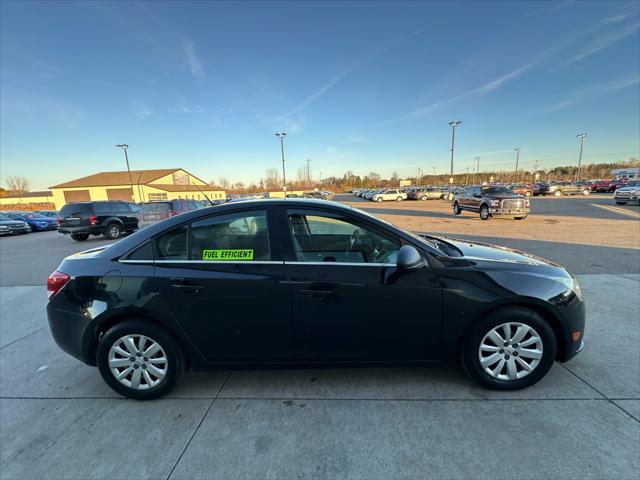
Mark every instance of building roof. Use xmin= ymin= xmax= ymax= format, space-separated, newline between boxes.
xmin=1 ymin=190 xmax=53 ymax=199
xmin=146 ymin=184 xmax=222 ymax=192
xmin=50 ymin=169 xmax=181 ymax=189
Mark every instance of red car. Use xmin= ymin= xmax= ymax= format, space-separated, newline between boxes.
xmin=590 ymin=180 xmax=622 ymax=193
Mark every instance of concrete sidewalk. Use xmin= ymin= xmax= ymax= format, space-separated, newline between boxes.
xmin=1 ymin=275 xmax=638 ymax=479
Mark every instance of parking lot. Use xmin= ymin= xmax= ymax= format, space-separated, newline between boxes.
xmin=1 ymin=194 xmax=639 ymax=479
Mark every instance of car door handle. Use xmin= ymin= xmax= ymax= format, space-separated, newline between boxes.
xmin=298 ymin=289 xmax=334 ymax=299
xmin=170 ymin=280 xmax=203 ymax=293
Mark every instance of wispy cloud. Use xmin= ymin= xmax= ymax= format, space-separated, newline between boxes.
xmin=181 ymin=41 xmax=203 ymax=77
xmin=524 ymin=0 xmax=576 ymax=17
xmin=395 ymin=61 xmax=538 ymax=121
xmin=175 ymin=104 xmax=203 ymax=114
xmin=565 ymin=21 xmax=640 ymax=66
xmin=535 ymin=75 xmax=640 ymax=114
xmin=133 ymin=106 xmax=153 ymax=119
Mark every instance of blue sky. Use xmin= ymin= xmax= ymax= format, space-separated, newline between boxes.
xmin=1 ymin=0 xmax=639 ymax=189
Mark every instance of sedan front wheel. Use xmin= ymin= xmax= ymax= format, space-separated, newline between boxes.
xmin=460 ymin=306 xmax=556 ymax=390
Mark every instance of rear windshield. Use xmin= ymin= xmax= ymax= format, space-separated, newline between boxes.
xmin=59 ymin=204 xmax=91 ymax=216
xmin=140 ymin=202 xmax=171 ymax=213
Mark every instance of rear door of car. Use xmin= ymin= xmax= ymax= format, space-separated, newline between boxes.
xmin=153 ymin=207 xmax=292 ymax=362
xmin=279 ymin=206 xmax=442 ymax=361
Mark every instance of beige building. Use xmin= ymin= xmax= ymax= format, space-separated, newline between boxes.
xmin=0 ymin=190 xmax=54 ymax=207
xmin=49 ymin=168 xmax=226 ymax=209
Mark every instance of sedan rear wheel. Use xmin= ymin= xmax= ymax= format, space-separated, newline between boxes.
xmin=460 ymin=306 xmax=556 ymax=390
xmin=554 ymin=190 xmax=563 ymax=197
xmin=376 ymin=197 xmax=383 ymax=203
xmin=396 ymin=197 xmax=403 ymax=202
xmin=582 ymin=189 xmax=590 ymax=195
xmin=97 ymin=321 xmax=186 ymax=399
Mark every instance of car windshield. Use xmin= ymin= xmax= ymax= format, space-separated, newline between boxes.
xmin=481 ymin=186 xmax=513 ymax=195
xmin=27 ymin=213 xmax=47 ymax=218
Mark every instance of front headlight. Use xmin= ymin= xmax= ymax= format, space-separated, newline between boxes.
xmin=557 ymin=276 xmax=582 ymax=300
xmin=490 ymin=200 xmax=500 ymax=206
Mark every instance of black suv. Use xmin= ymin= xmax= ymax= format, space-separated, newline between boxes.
xmin=57 ymin=201 xmax=139 ymax=241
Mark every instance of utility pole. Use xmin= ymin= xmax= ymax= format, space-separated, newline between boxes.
xmin=465 ymin=166 xmax=470 ymax=185
xmin=513 ymin=147 xmax=521 ymax=183
xmin=306 ymin=158 xmax=311 ymax=185
xmin=475 ymin=157 xmax=480 ymax=183
xmin=275 ymin=132 xmax=287 ymax=194
xmin=417 ymin=167 xmax=422 ymax=186
xmin=116 ymin=144 xmax=135 ymax=201
xmin=533 ymin=160 xmax=540 ymax=182
xmin=576 ymin=133 xmax=587 ymax=181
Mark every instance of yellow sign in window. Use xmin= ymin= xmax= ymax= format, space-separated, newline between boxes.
xmin=202 ymin=249 xmax=254 ymax=261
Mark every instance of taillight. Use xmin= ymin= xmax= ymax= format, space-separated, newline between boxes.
xmin=89 ymin=214 xmax=97 ymax=225
xmin=47 ymin=270 xmax=70 ymax=299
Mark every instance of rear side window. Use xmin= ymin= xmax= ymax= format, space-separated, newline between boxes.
xmin=189 ymin=211 xmax=270 ymax=261
xmin=124 ymin=241 xmax=154 ymax=261
xmin=155 ymin=210 xmax=271 ymax=261
xmin=115 ymin=203 xmax=131 ymax=214
xmin=93 ymin=203 xmax=115 ymax=215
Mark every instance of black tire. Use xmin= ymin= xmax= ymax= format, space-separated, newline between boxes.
xmin=453 ymin=201 xmax=462 ymax=215
xmin=479 ymin=204 xmax=490 ymax=220
xmin=97 ymin=320 xmax=186 ymax=400
xmin=554 ymin=190 xmax=562 ymax=197
xmin=71 ymin=233 xmax=89 ymax=241
xmin=420 ymin=195 xmax=427 ymax=201
xmin=376 ymin=197 xmax=383 ymax=203
xmin=460 ymin=306 xmax=556 ymax=390
xmin=396 ymin=196 xmax=403 ymax=202
xmin=615 ymin=201 xmax=627 ymax=205
xmin=524 ymin=191 xmax=531 ymax=197
xmin=104 ymin=222 xmax=122 ymax=240
xmin=582 ymin=189 xmax=590 ymax=196
xmin=514 ymin=216 xmax=527 ymax=220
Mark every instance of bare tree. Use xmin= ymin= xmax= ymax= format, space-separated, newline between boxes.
xmin=218 ymin=177 xmax=231 ymax=190
xmin=5 ymin=176 xmax=30 ymax=193
xmin=264 ymin=168 xmax=281 ymax=189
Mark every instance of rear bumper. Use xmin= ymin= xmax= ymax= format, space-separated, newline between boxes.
xmin=58 ymin=226 xmax=104 ymax=235
xmin=47 ymin=299 xmax=95 ymax=365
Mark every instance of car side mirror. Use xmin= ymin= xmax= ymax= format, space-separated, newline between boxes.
xmin=396 ymin=245 xmax=425 ymax=271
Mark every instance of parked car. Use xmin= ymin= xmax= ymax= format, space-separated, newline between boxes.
xmin=4 ymin=211 xmax=58 ymax=231
xmin=545 ymin=182 xmax=590 ymax=196
xmin=408 ymin=187 xmax=442 ymax=200
xmin=613 ymin=182 xmax=640 ymax=205
xmin=0 ymin=214 xmax=31 ymax=235
xmin=453 ymin=185 xmax=530 ymax=220
xmin=47 ymin=198 xmax=585 ymax=399
xmin=510 ymin=184 xmax=533 ymax=197
xmin=590 ymin=179 xmax=619 ymax=193
xmin=34 ymin=210 xmax=59 ymax=218
xmin=138 ymin=199 xmax=203 ymax=228
xmin=57 ymin=201 xmax=139 ymax=241
xmin=371 ymin=188 xmax=407 ymax=202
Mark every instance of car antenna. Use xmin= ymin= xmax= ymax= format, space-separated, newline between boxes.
xmin=192 ymin=181 xmax=215 ymax=206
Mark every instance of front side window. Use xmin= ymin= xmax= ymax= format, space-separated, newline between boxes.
xmin=287 ymin=210 xmax=400 ymax=264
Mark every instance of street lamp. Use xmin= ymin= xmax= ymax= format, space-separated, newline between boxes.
xmin=306 ymin=158 xmax=311 ymax=185
xmin=116 ymin=144 xmax=135 ymax=201
xmin=275 ymin=132 xmax=287 ymax=194
xmin=475 ymin=157 xmax=480 ymax=182
xmin=513 ymin=147 xmax=521 ymax=182
xmin=576 ymin=133 xmax=587 ymax=181
xmin=448 ymin=121 xmax=462 ymax=180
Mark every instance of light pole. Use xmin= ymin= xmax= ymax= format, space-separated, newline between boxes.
xmin=275 ymin=132 xmax=287 ymax=194
xmin=417 ymin=167 xmax=422 ymax=186
xmin=513 ymin=147 xmax=521 ymax=183
xmin=116 ymin=144 xmax=135 ymax=201
xmin=306 ymin=158 xmax=311 ymax=185
xmin=475 ymin=157 xmax=480 ymax=182
xmin=576 ymin=133 xmax=587 ymax=181
xmin=448 ymin=121 xmax=462 ymax=182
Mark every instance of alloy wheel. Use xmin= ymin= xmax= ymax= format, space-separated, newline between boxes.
xmin=108 ymin=334 xmax=168 ymax=390
xmin=478 ymin=322 xmax=543 ymax=381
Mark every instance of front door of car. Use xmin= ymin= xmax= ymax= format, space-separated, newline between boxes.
xmin=468 ymin=187 xmax=481 ymax=210
xmin=280 ymin=208 xmax=442 ymax=361
xmin=153 ymin=208 xmax=292 ymax=362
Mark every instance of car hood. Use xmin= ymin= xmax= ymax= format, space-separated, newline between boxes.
xmin=616 ymin=185 xmax=638 ymax=192
xmin=438 ymin=237 xmax=558 ymax=267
